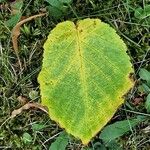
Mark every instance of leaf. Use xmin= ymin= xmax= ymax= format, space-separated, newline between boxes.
xmin=11 ymin=13 xmax=46 ymax=70
xmin=145 ymin=93 xmax=150 ymax=113
xmin=132 ymin=97 xmax=143 ymax=106
xmin=45 ymin=0 xmax=72 ymax=6
xmin=49 ymin=132 xmax=68 ymax=150
xmin=11 ymin=102 xmax=48 ymax=118
xmin=139 ymin=68 xmax=150 ymax=86
xmin=81 ymin=148 xmax=92 ymax=150
xmin=138 ymin=83 xmax=150 ymax=94
xmin=47 ymin=6 xmax=64 ymax=18
xmin=134 ymin=5 xmax=150 ymax=20
xmin=5 ymin=0 xmax=23 ymax=28
xmin=99 ymin=117 xmax=145 ymax=142
xmin=93 ymin=142 xmax=107 ymax=150
xmin=5 ymin=13 xmax=22 ymax=28
xmin=29 ymin=90 xmax=39 ymax=100
xmin=106 ymin=140 xmax=122 ymax=150
xmin=11 ymin=0 xmax=23 ymax=11
xmin=17 ymin=95 xmax=28 ymax=105
xmin=45 ymin=0 xmax=62 ymax=7
xmin=60 ymin=0 xmax=72 ymax=3
xmin=45 ymin=0 xmax=72 ymax=18
xmin=0 ymin=0 xmax=6 ymax=2
xmin=32 ymin=123 xmax=46 ymax=131
xmin=38 ymin=18 xmax=134 ymax=144
xmin=22 ymin=132 xmax=32 ymax=144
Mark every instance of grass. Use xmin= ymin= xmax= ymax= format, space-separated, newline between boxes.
xmin=0 ymin=0 xmax=150 ymax=149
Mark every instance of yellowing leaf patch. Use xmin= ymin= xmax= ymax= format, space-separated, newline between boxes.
xmin=38 ymin=18 xmax=134 ymax=144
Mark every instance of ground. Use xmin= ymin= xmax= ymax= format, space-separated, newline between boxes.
xmin=0 ymin=0 xmax=150 ymax=150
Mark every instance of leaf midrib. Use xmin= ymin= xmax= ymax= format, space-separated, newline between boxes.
xmin=76 ymin=25 xmax=89 ymax=106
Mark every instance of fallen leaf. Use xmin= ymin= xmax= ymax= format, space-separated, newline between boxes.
xmin=17 ymin=95 xmax=28 ymax=105
xmin=132 ymin=97 xmax=143 ymax=106
xmin=11 ymin=102 xmax=48 ymax=118
xmin=11 ymin=13 xmax=46 ymax=70
xmin=1 ymin=96 xmax=48 ymax=128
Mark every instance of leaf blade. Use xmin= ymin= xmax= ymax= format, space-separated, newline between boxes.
xmin=139 ymin=68 xmax=150 ymax=85
xmin=145 ymin=94 xmax=150 ymax=113
xmin=38 ymin=19 xmax=134 ymax=144
xmin=49 ymin=132 xmax=68 ymax=150
xmin=99 ymin=117 xmax=145 ymax=142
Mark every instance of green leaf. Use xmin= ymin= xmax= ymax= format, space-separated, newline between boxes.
xmin=60 ymin=0 xmax=72 ymax=3
xmin=22 ymin=132 xmax=32 ymax=144
xmin=49 ymin=132 xmax=68 ymax=150
xmin=32 ymin=123 xmax=46 ymax=131
xmin=45 ymin=0 xmax=72 ymax=18
xmin=139 ymin=68 xmax=150 ymax=85
xmin=45 ymin=0 xmax=72 ymax=6
xmin=38 ymin=19 xmax=134 ymax=144
xmin=11 ymin=0 xmax=23 ymax=10
xmin=145 ymin=94 xmax=150 ymax=113
xmin=5 ymin=13 xmax=22 ymax=28
xmin=81 ymin=148 xmax=92 ymax=150
xmin=47 ymin=6 xmax=65 ymax=18
xmin=0 ymin=0 xmax=6 ymax=2
xmin=134 ymin=5 xmax=150 ymax=19
xmin=106 ymin=140 xmax=122 ymax=150
xmin=29 ymin=90 xmax=39 ymax=100
xmin=138 ymin=83 xmax=150 ymax=94
xmin=93 ymin=142 xmax=107 ymax=150
xmin=5 ymin=0 xmax=23 ymax=28
xmin=45 ymin=0 xmax=62 ymax=7
xmin=99 ymin=117 xmax=145 ymax=142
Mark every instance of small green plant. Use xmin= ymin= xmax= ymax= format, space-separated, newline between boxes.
xmin=139 ymin=68 xmax=150 ymax=112
xmin=49 ymin=132 xmax=69 ymax=150
xmin=134 ymin=5 xmax=150 ymax=20
xmin=45 ymin=0 xmax=72 ymax=18
xmin=38 ymin=18 xmax=134 ymax=144
xmin=5 ymin=0 xmax=23 ymax=28
xmin=22 ymin=132 xmax=32 ymax=144
xmin=99 ymin=115 xmax=146 ymax=142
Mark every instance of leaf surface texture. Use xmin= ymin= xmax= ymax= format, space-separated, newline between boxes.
xmin=38 ymin=19 xmax=134 ymax=144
